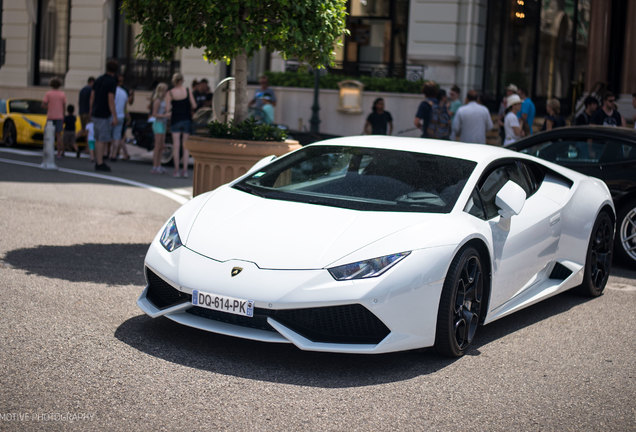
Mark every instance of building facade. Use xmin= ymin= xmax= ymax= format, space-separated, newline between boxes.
xmin=1 ymin=0 xmax=634 ymax=137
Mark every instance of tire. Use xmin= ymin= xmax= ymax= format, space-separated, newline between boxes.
xmin=435 ymin=246 xmax=484 ymax=357
xmin=614 ymin=199 xmax=636 ymax=268
xmin=576 ymin=210 xmax=614 ymax=296
xmin=3 ymin=121 xmax=17 ymax=147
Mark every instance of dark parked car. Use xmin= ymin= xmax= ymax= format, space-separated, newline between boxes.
xmin=508 ymin=126 xmax=636 ymax=268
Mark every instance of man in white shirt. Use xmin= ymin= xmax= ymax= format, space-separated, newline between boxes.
xmin=109 ymin=76 xmax=130 ymax=160
xmin=451 ymin=90 xmax=493 ymax=144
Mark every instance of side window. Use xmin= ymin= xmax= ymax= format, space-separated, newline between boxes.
xmin=474 ymin=165 xmax=510 ymax=220
xmin=520 ymin=138 xmax=604 ymax=164
xmin=465 ymin=188 xmax=486 ymax=219
xmin=466 ymin=160 xmax=539 ymax=220
xmin=599 ymin=140 xmax=636 ymax=163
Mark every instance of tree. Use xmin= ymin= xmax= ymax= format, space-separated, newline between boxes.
xmin=122 ymin=0 xmax=348 ymax=122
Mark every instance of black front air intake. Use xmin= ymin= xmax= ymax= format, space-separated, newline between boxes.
xmin=145 ymin=267 xmax=192 ymax=309
xmin=271 ymin=304 xmax=390 ymax=344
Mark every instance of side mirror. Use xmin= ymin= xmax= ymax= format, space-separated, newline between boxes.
xmin=495 ymin=180 xmax=526 ymax=218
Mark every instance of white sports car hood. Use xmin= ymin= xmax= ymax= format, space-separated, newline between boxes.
xmin=184 ymin=186 xmax=431 ymax=270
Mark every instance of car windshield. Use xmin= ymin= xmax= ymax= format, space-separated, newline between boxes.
xmin=234 ymin=145 xmax=476 ymax=213
xmin=9 ymin=100 xmax=46 ymax=115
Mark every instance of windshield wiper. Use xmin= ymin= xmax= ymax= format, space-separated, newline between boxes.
xmin=233 ymin=183 xmax=265 ymax=197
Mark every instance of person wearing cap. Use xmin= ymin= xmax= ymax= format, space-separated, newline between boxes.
xmin=575 ymin=96 xmax=599 ymax=125
xmin=503 ymin=93 xmax=524 ymax=146
xmin=498 ymin=84 xmax=518 ymax=144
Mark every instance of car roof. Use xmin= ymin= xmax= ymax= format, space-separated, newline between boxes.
xmin=309 ymin=135 xmax=523 ymax=165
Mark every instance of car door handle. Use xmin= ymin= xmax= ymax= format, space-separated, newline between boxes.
xmin=550 ymin=214 xmax=561 ymax=226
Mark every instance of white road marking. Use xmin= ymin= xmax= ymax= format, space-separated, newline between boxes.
xmin=0 ymin=156 xmax=190 ymax=205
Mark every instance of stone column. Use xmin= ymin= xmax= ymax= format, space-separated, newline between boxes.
xmin=584 ymin=0 xmax=611 ymax=92
xmin=64 ymin=0 xmax=112 ymax=90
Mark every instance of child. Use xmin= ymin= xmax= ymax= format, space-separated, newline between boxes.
xmin=63 ymin=104 xmax=79 ymax=157
xmin=85 ymin=121 xmax=95 ymax=162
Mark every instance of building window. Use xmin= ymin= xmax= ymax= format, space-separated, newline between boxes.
xmin=34 ymin=0 xmax=70 ymax=85
xmin=483 ymin=0 xmax=591 ymax=115
xmin=333 ymin=0 xmax=411 ymax=79
xmin=112 ymin=0 xmax=180 ymax=90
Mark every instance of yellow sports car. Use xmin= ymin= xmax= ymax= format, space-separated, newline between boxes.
xmin=0 ymin=98 xmax=83 ymax=147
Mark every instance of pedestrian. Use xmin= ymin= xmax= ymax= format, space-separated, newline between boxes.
xmin=364 ymin=97 xmax=393 ymax=135
xmin=517 ymin=87 xmax=536 ymax=135
xmin=90 ymin=59 xmax=119 ymax=172
xmin=78 ymin=77 xmax=94 ymax=140
xmin=592 ymin=91 xmax=626 ymax=127
xmin=109 ymin=75 xmax=130 ymax=161
xmin=541 ymin=98 xmax=566 ymax=131
xmin=166 ymin=72 xmax=196 ymax=178
xmin=249 ymin=75 xmax=277 ymax=109
xmin=413 ymin=81 xmax=438 ymax=138
xmin=193 ymin=78 xmax=212 ymax=111
xmin=260 ymin=95 xmax=275 ymax=125
xmin=249 ymin=75 xmax=276 ymax=122
xmin=498 ymin=84 xmax=517 ymax=144
xmin=150 ymin=82 xmax=169 ymax=174
xmin=448 ymin=85 xmax=462 ymax=118
xmin=575 ymin=96 xmax=599 ymax=125
xmin=42 ymin=77 xmax=66 ymax=158
xmin=63 ymin=104 xmax=79 ymax=157
xmin=85 ymin=120 xmax=95 ymax=162
xmin=451 ymin=90 xmax=493 ymax=144
xmin=118 ymin=77 xmax=135 ymax=145
xmin=503 ymin=94 xmax=524 ymax=146
xmin=427 ymin=89 xmax=451 ymax=140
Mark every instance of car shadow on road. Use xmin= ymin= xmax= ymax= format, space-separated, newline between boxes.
xmin=2 ymin=243 xmax=148 ymax=286
xmin=114 ymin=290 xmax=594 ymax=388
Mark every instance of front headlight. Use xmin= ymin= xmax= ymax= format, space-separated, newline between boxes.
xmin=22 ymin=116 xmax=42 ymax=130
xmin=159 ymin=217 xmax=182 ymax=252
xmin=328 ymin=252 xmax=410 ymax=281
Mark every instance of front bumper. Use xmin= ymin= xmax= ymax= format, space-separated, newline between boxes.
xmin=139 ymin=242 xmax=453 ymax=354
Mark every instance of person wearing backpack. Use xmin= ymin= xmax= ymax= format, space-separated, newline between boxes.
xmin=427 ymin=89 xmax=451 ymax=140
xmin=414 ymin=81 xmax=438 ymax=138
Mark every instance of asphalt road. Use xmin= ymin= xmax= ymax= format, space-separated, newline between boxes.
xmin=0 ymin=148 xmax=635 ymax=431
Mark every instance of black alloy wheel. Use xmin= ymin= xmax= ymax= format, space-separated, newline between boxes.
xmin=3 ymin=121 xmax=17 ymax=147
xmin=435 ymin=246 xmax=484 ymax=357
xmin=577 ymin=211 xmax=614 ymax=296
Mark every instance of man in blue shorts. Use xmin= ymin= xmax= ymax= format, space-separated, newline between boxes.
xmin=90 ymin=59 xmax=118 ymax=171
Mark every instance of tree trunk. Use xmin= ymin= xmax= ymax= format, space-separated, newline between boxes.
xmin=233 ymin=51 xmax=249 ymax=123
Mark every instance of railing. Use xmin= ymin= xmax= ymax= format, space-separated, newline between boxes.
xmin=285 ymin=60 xmax=425 ymax=82
xmin=118 ymin=59 xmax=181 ymax=90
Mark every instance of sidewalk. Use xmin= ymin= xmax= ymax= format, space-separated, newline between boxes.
xmin=0 ymin=145 xmax=193 ymax=199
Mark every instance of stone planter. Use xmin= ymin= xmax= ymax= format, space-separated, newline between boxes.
xmin=184 ymin=135 xmax=301 ymax=197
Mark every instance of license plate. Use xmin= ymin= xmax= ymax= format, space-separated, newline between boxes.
xmin=192 ymin=290 xmax=254 ymax=317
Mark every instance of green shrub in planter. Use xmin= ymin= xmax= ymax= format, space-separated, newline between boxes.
xmin=265 ymin=71 xmax=424 ymax=94
xmin=207 ymin=118 xmax=288 ymax=142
